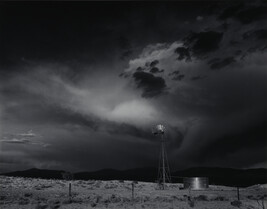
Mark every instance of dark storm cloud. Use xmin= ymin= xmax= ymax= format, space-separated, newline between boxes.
xmin=184 ymin=31 xmax=223 ymax=56
xmin=168 ymin=70 xmax=180 ymax=76
xmin=218 ymin=3 xmax=244 ymax=20
xmin=232 ymin=6 xmax=267 ymax=24
xmin=204 ymin=121 xmax=266 ymax=159
xmin=175 ymin=47 xmax=191 ymax=61
xmin=218 ymin=2 xmax=267 ymax=24
xmin=117 ymin=36 xmax=133 ymax=60
xmin=105 ymin=123 xmax=185 ymax=146
xmin=0 ymin=72 xmax=169 ymax=171
xmin=136 ymin=67 xmax=145 ymax=72
xmin=149 ymin=67 xmax=164 ymax=74
xmin=105 ymin=123 xmax=153 ymax=141
xmin=0 ymin=1 xmax=206 ymax=70
xmin=117 ymin=36 xmax=131 ymax=50
xmin=191 ymin=75 xmax=206 ymax=81
xmin=1 ymin=1 xmax=267 ymax=173
xmin=121 ymin=0 xmax=267 ymax=170
xmin=243 ymin=29 xmax=267 ymax=40
xmin=0 ymin=78 xmax=95 ymax=131
xmin=188 ymin=120 xmax=267 ymax=167
xmin=208 ymin=57 xmax=236 ymax=70
xmin=132 ymin=72 xmax=167 ymax=98
xmin=167 ymin=126 xmax=185 ymax=149
xmin=168 ymin=71 xmax=185 ymax=81
xmin=120 ymin=50 xmax=133 ymax=60
xmin=0 ymin=2 xmax=133 ymax=69
xmin=1 ymin=71 xmax=155 ymax=141
xmin=150 ymin=60 xmax=159 ymax=67
xmin=172 ymin=74 xmax=185 ymax=81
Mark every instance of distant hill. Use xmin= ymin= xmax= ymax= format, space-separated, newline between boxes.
xmin=75 ymin=167 xmax=158 ymax=182
xmin=1 ymin=168 xmax=65 ymax=179
xmin=1 ymin=167 xmax=267 ymax=187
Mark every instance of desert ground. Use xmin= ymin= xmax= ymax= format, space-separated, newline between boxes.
xmin=0 ymin=176 xmax=266 ymax=209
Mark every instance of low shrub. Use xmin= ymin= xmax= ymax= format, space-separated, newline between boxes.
xmin=94 ymin=181 xmax=101 ymax=188
xmin=95 ymin=195 xmax=101 ymax=203
xmin=110 ymin=194 xmax=121 ymax=203
xmin=35 ymin=203 xmax=48 ymax=209
xmin=35 ymin=197 xmax=48 ymax=203
xmin=91 ymin=202 xmax=97 ymax=207
xmin=247 ymin=195 xmax=255 ymax=200
xmin=121 ymin=197 xmax=131 ymax=203
xmin=231 ymin=200 xmax=242 ymax=208
xmin=195 ymin=195 xmax=208 ymax=201
xmin=50 ymin=205 xmax=60 ymax=209
xmin=188 ymin=199 xmax=195 ymax=208
xmin=213 ymin=196 xmax=228 ymax=201
xmin=257 ymin=194 xmax=267 ymax=200
xmin=104 ymin=184 xmax=118 ymax=189
xmin=0 ymin=196 xmax=7 ymax=200
xmin=173 ymin=196 xmax=186 ymax=201
xmin=24 ymin=193 xmax=33 ymax=197
xmin=48 ymin=199 xmax=61 ymax=209
xmin=143 ymin=196 xmax=150 ymax=202
xmin=77 ymin=180 xmax=83 ymax=184
xmin=87 ymin=180 xmax=95 ymax=185
xmin=62 ymin=199 xmax=71 ymax=204
xmin=18 ymin=197 xmax=30 ymax=205
xmin=41 ymin=184 xmax=53 ymax=189
xmin=71 ymin=197 xmax=83 ymax=204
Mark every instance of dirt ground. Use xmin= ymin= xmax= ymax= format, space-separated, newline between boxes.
xmin=0 ymin=176 xmax=266 ymax=209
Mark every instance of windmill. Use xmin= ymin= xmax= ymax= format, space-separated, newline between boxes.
xmin=152 ymin=124 xmax=171 ymax=189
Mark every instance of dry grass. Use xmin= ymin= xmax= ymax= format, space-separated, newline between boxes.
xmin=0 ymin=176 xmax=266 ymax=209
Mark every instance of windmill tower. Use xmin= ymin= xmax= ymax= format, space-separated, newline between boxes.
xmin=152 ymin=124 xmax=171 ymax=190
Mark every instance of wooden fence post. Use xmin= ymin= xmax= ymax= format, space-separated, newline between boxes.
xmin=132 ymin=182 xmax=134 ymax=200
xmin=62 ymin=172 xmax=73 ymax=202
xmin=69 ymin=182 xmax=72 ymax=201
xmin=237 ymin=187 xmax=240 ymax=201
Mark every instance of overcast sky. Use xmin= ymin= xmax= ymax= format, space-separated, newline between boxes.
xmin=0 ymin=1 xmax=266 ymax=173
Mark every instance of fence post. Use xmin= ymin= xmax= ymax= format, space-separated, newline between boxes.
xmin=62 ymin=172 xmax=73 ymax=203
xmin=189 ymin=186 xmax=191 ymax=200
xmin=132 ymin=182 xmax=134 ymax=200
xmin=69 ymin=182 xmax=72 ymax=201
xmin=237 ymin=187 xmax=240 ymax=201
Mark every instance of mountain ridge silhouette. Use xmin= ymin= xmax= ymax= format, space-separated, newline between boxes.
xmin=1 ymin=167 xmax=266 ymax=187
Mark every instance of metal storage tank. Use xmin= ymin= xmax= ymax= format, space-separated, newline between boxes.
xmin=183 ymin=177 xmax=209 ymax=190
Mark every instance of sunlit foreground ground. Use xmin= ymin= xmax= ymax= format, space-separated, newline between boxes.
xmin=0 ymin=176 xmax=266 ymax=209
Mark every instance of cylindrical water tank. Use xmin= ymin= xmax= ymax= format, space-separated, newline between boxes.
xmin=183 ymin=177 xmax=209 ymax=190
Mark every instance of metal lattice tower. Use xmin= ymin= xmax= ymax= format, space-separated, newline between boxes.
xmin=152 ymin=125 xmax=171 ymax=190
